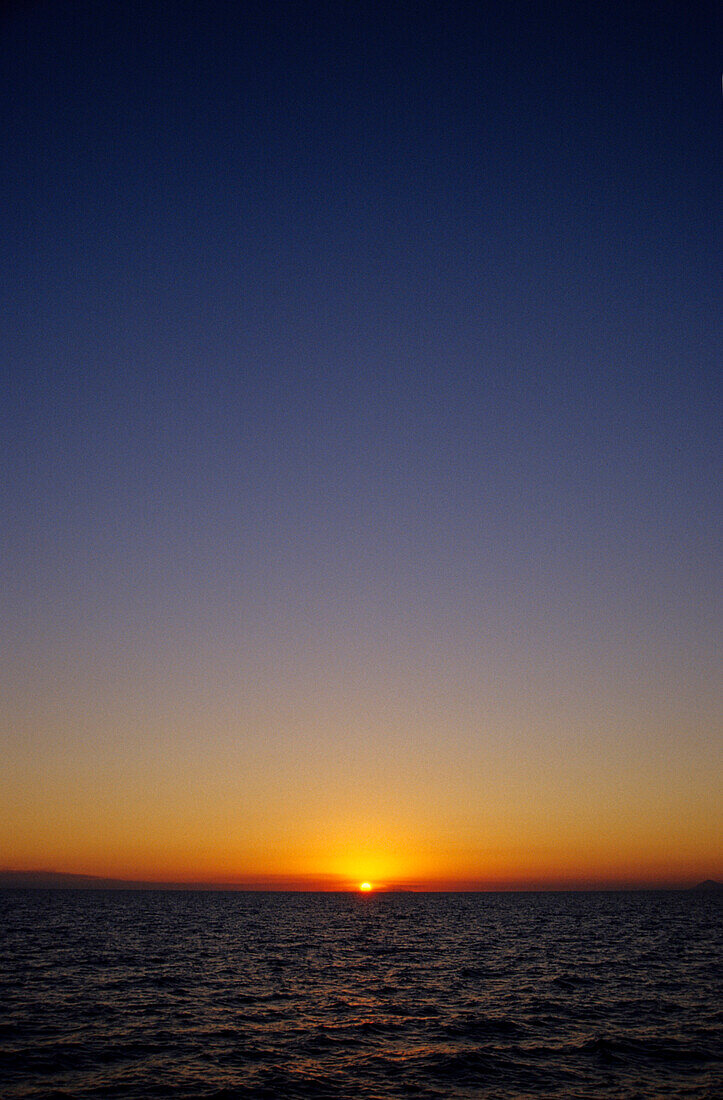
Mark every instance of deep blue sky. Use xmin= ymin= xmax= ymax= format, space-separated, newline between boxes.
xmin=1 ymin=2 xmax=720 ymax=882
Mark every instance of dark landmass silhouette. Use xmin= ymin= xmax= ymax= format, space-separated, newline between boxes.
xmin=0 ymin=870 xmax=174 ymax=890
xmin=0 ymin=871 xmax=277 ymax=891
xmin=0 ymin=870 xmax=344 ymax=891
xmin=689 ymin=879 xmax=723 ymax=892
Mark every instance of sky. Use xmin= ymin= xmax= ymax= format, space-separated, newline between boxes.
xmin=1 ymin=0 xmax=721 ymax=889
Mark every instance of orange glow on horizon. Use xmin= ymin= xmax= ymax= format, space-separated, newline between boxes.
xmin=3 ymin=700 xmax=720 ymax=892
xmin=4 ymin=840 xmax=720 ymax=892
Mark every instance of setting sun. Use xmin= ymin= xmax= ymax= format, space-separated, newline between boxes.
xmin=359 ymin=882 xmax=373 ymax=892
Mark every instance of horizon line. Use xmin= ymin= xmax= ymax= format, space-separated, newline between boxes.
xmin=1 ymin=869 xmax=717 ymax=893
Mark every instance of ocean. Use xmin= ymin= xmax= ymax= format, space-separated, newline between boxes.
xmin=1 ymin=889 xmax=720 ymax=1098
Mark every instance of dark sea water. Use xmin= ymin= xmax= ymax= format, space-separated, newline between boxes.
xmin=1 ymin=890 xmax=721 ymax=1099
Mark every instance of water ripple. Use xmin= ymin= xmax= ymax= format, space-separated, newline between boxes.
xmin=0 ymin=890 xmax=720 ymax=1098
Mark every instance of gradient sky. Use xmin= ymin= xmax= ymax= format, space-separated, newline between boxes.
xmin=1 ymin=1 xmax=721 ymax=889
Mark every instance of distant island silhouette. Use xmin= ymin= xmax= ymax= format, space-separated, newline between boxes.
xmin=0 ymin=871 xmax=288 ymax=891
xmin=689 ymin=879 xmax=723 ymax=892
xmin=0 ymin=870 xmax=171 ymax=890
